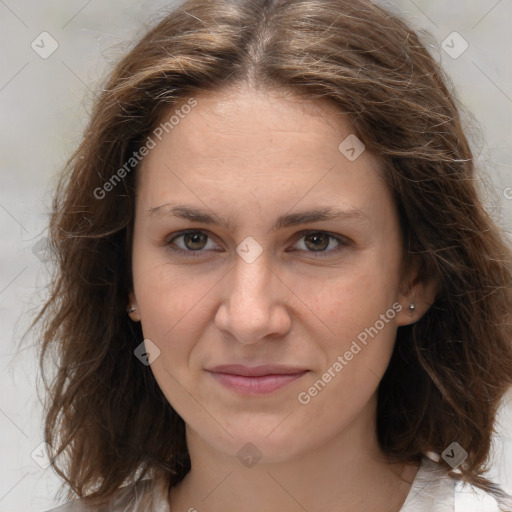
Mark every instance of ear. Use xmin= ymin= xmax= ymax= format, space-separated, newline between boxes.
xmin=396 ymin=255 xmax=438 ymax=327
xmin=127 ymin=290 xmax=141 ymax=322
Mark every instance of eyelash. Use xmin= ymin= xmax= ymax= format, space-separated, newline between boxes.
xmin=165 ymin=230 xmax=349 ymax=259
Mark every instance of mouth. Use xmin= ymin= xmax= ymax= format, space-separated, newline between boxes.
xmin=205 ymin=364 xmax=309 ymax=395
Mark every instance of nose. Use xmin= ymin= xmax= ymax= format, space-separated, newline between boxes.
xmin=214 ymin=249 xmax=292 ymax=345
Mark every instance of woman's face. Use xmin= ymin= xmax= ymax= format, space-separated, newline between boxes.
xmin=129 ymin=85 xmax=419 ymax=462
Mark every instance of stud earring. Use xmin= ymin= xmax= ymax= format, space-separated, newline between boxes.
xmin=127 ymin=305 xmax=137 ymax=314
xmin=406 ymin=284 xmax=416 ymax=315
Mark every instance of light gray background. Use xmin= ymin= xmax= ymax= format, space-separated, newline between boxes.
xmin=1 ymin=1 xmax=511 ymax=511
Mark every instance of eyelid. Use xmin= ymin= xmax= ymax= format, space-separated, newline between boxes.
xmin=166 ymin=229 xmax=222 ymax=256
xmin=288 ymin=230 xmax=351 ymax=256
xmin=165 ymin=229 xmax=350 ymax=258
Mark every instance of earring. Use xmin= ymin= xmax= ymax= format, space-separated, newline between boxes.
xmin=127 ymin=305 xmax=137 ymax=314
xmin=406 ymin=284 xmax=416 ymax=315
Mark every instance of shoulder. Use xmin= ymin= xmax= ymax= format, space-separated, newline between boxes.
xmin=455 ymin=480 xmax=512 ymax=512
xmin=42 ymin=478 xmax=171 ymax=512
xmin=400 ymin=456 xmax=512 ymax=512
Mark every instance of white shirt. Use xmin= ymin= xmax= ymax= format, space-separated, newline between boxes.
xmin=400 ymin=456 xmax=509 ymax=512
xmin=44 ymin=456 xmax=511 ymax=512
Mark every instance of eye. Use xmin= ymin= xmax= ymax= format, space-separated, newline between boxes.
xmin=290 ymin=231 xmax=348 ymax=257
xmin=165 ymin=230 xmax=349 ymax=258
xmin=167 ymin=230 xmax=221 ymax=257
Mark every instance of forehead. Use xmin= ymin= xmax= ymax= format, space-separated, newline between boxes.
xmin=135 ymin=86 xmax=393 ymax=228
xmin=165 ymin=86 xmax=350 ymax=158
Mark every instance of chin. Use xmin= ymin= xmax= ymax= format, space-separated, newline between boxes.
xmin=189 ymin=417 xmax=314 ymax=465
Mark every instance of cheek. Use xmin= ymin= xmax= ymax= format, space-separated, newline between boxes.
xmin=296 ymin=294 xmax=400 ymax=437
xmin=299 ymin=249 xmax=402 ymax=407
xmin=314 ymin=290 xmax=399 ymax=397
xmin=316 ymin=251 xmax=402 ymax=348
xmin=131 ymin=257 xmax=211 ymax=414
xmin=131 ymin=246 xmax=210 ymax=358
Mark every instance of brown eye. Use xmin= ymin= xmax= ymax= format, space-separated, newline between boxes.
xmin=182 ymin=232 xmax=208 ymax=251
xmin=303 ymin=232 xmax=330 ymax=251
xmin=166 ymin=229 xmax=347 ymax=259
xmin=167 ymin=230 xmax=219 ymax=257
xmin=291 ymin=231 xmax=348 ymax=258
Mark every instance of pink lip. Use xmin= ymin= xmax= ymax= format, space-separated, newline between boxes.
xmin=206 ymin=364 xmax=309 ymax=394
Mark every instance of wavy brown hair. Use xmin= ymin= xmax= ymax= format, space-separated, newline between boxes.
xmin=32 ymin=0 xmax=512 ymax=508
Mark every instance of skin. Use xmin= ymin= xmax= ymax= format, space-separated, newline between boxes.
xmin=128 ymin=83 xmax=437 ymax=512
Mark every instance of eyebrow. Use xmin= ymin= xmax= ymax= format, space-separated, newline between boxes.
xmin=147 ymin=203 xmax=367 ymax=231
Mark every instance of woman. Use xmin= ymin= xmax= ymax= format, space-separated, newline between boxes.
xmin=36 ymin=0 xmax=512 ymax=510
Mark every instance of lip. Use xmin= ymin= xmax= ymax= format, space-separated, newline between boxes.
xmin=205 ymin=364 xmax=309 ymax=394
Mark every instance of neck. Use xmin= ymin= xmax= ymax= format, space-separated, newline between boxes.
xmin=168 ymin=396 xmax=420 ymax=512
